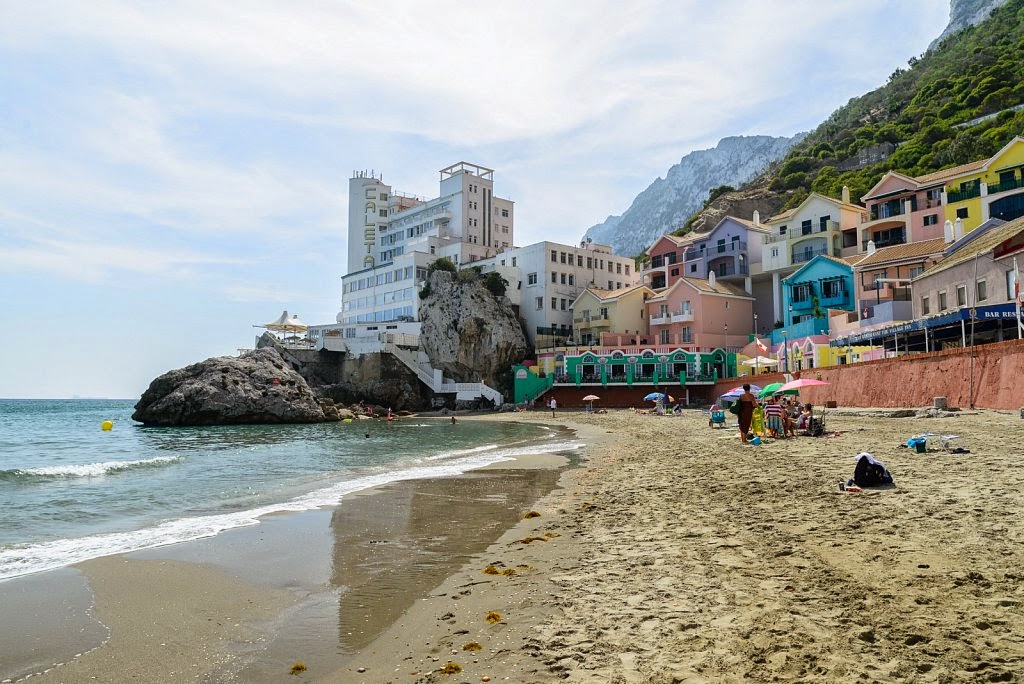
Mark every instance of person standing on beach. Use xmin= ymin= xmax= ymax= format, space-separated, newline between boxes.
xmin=737 ymin=383 xmax=757 ymax=444
xmin=549 ymin=397 xmax=557 ymax=417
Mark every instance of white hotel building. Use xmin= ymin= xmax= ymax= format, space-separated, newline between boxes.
xmin=474 ymin=240 xmax=639 ymax=349
xmin=326 ymin=162 xmax=514 ymax=337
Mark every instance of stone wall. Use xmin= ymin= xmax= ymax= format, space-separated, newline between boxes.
xmin=710 ymin=339 xmax=1024 ymax=410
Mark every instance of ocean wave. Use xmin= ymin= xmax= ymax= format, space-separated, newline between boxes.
xmin=0 ymin=439 xmax=583 ymax=581
xmin=2 ymin=456 xmax=182 ymax=479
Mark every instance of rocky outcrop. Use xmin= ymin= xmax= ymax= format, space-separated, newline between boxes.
xmin=930 ymin=0 xmax=1008 ymax=49
xmin=582 ymin=135 xmax=803 ymax=256
xmin=684 ymin=175 xmax=793 ymax=234
xmin=132 ymin=347 xmax=328 ymax=426
xmin=418 ymin=270 xmax=528 ymax=392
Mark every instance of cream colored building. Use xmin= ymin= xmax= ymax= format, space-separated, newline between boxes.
xmin=570 ymin=284 xmax=656 ymax=346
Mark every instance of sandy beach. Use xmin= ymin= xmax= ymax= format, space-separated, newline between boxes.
xmin=7 ymin=409 xmax=1024 ymax=683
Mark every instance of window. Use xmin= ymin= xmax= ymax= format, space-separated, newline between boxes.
xmin=909 ymin=266 xmax=924 ymax=279
xmin=938 ymin=291 xmax=947 ymax=310
xmin=819 ymin=215 xmax=831 ymax=231
xmin=568 ymin=274 xmax=575 ymax=285
xmin=551 ymin=297 xmax=557 ymax=310
xmin=1007 ymin=269 xmax=1017 ymax=300
xmin=577 ymin=255 xmax=583 ymax=267
xmin=625 ymin=265 xmax=630 ymax=276
xmin=599 ymin=307 xmax=608 ymax=318
xmin=535 ymin=297 xmax=543 ymax=310
xmin=923 ymin=214 xmax=939 ymax=226
xmin=551 ymin=250 xmax=558 ymax=262
xmin=608 ymin=262 xmax=614 ymax=273
xmin=822 ymin=279 xmax=844 ymax=298
xmin=608 ymin=280 xmax=613 ymax=289
xmin=725 ymin=301 xmax=730 ymax=309
xmin=977 ymin=280 xmax=987 ymax=302
xmin=561 ymin=273 xmax=567 ymax=285
xmin=670 ymin=268 xmax=679 ymax=277
xmin=801 ymin=219 xmax=812 ymax=235
xmin=560 ymin=252 xmax=567 ymax=264
xmin=378 ymin=209 xmax=388 ymax=218
xmin=956 ymin=207 xmax=969 ymax=219
xmin=779 ymin=225 xmax=787 ymax=235
xmin=586 ymin=257 xmax=593 ymax=269
xmin=501 ymin=208 xmax=509 ymax=217
xmin=660 ymin=329 xmax=670 ymax=344
xmin=771 ymin=248 xmax=779 ymax=257
xmin=921 ymin=296 xmax=930 ymax=315
xmin=527 ymin=272 xmax=538 ymax=285
xmin=690 ymin=264 xmax=697 ymax=273
xmin=551 ymin=272 xmax=558 ymax=283
xmin=956 ymin=285 xmax=967 ymax=307
xmin=616 ymin=263 xmax=622 ymax=274
xmin=511 ymin=257 xmax=517 ymax=267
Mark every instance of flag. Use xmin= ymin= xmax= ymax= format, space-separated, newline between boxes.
xmin=755 ymin=336 xmax=768 ymax=353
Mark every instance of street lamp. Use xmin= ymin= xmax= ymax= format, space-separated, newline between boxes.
xmin=753 ymin=313 xmax=759 ymax=375
xmin=724 ymin=322 xmax=729 ymax=377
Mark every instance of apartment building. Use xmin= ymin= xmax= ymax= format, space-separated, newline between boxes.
xmin=936 ymin=136 xmax=1024 ymax=233
xmin=474 ymin=240 xmax=638 ymax=348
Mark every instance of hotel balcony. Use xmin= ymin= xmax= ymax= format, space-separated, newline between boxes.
xmin=791 ymin=246 xmax=831 ymax=265
xmin=650 ymin=314 xmax=671 ymax=326
xmin=670 ymin=310 xmax=694 ymax=323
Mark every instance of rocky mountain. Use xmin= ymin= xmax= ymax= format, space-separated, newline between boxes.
xmin=582 ymin=134 xmax=803 ymax=256
xmin=930 ymin=0 xmax=1009 ymax=49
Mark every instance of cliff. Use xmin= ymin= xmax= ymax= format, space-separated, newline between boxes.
xmin=418 ymin=269 xmax=528 ymax=393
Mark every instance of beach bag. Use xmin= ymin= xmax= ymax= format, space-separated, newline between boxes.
xmin=854 ymin=454 xmax=892 ymax=487
xmin=728 ymin=402 xmax=741 ymax=415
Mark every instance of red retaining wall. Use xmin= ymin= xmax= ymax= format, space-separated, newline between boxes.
xmin=712 ymin=339 xmax=1024 ymax=410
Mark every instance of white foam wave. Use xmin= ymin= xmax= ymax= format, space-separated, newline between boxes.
xmin=0 ymin=440 xmax=583 ymax=581
xmin=420 ymin=444 xmax=499 ymax=461
xmin=15 ymin=456 xmax=182 ymax=478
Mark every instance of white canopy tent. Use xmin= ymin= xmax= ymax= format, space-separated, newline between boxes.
xmin=741 ymin=356 xmax=780 ymax=367
xmin=262 ymin=310 xmax=309 ymax=334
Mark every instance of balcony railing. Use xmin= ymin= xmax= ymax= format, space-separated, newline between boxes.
xmin=573 ymin=314 xmax=609 ymax=323
xmin=869 ymin=204 xmax=906 ymax=221
xmin=650 ymin=314 xmax=671 ymax=325
xmin=670 ymin=311 xmax=694 ymax=323
xmin=990 ymin=177 xmax=1024 ymax=194
xmin=709 ymin=262 xmax=749 ymax=277
xmin=791 ymin=246 xmax=830 ymax=264
xmin=948 ymin=185 xmax=981 ymax=203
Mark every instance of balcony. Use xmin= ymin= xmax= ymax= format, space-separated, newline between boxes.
xmin=768 ymin=316 xmax=830 ymax=346
xmin=990 ymin=176 xmax=1024 ymax=194
xmin=709 ymin=261 xmax=749 ymax=277
xmin=791 ymin=246 xmax=830 ymax=264
xmin=819 ymin=292 xmax=849 ymax=307
xmin=650 ymin=314 xmax=671 ymax=326
xmin=671 ymin=310 xmax=694 ymax=323
xmin=948 ymin=185 xmax=981 ymax=203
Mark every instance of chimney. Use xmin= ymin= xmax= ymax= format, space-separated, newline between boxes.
xmin=943 ymin=219 xmax=954 ymax=244
xmin=708 ymin=271 xmax=716 ymax=288
xmin=752 ymin=210 xmax=760 ymax=226
xmin=953 ymin=217 xmax=964 ymax=241
xmin=842 ymin=186 xmax=850 ymax=204
xmin=867 ymin=240 xmax=876 ymax=255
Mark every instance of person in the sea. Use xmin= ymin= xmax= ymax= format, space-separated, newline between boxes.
xmin=736 ymin=383 xmax=757 ymax=444
xmin=450 ymin=415 xmax=457 ymax=424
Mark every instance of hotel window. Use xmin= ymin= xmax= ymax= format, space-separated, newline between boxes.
xmin=535 ymin=297 xmax=543 ymax=310
xmin=977 ymin=280 xmax=987 ymax=302
xmin=527 ymin=272 xmax=538 ymax=285
xmin=956 ymin=207 xmax=969 ymax=219
xmin=938 ymin=291 xmax=947 ymax=310
xmin=923 ymin=214 xmax=939 ymax=226
xmin=568 ymin=274 xmax=575 ymax=285
xmin=956 ymin=285 xmax=967 ymax=307
xmin=560 ymin=299 xmax=567 ymax=311
xmin=551 ymin=272 xmax=558 ymax=283
xmin=921 ymin=296 xmax=930 ymax=315
xmin=561 ymin=273 xmax=567 ymax=285
xmin=561 ymin=252 xmax=567 ymax=264
xmin=550 ymin=297 xmax=557 ymax=310
xmin=551 ymin=250 xmax=558 ymax=262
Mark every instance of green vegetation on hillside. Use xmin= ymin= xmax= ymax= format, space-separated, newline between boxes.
xmin=693 ymin=0 xmax=1024 ymax=219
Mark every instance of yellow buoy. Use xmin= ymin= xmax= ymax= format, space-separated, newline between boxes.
xmin=101 ymin=420 xmax=114 ymax=431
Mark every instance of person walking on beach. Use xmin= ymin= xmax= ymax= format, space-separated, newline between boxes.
xmin=737 ymin=383 xmax=757 ymax=444
xmin=549 ymin=397 xmax=557 ymax=417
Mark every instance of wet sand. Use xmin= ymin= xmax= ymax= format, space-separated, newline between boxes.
xmin=1 ymin=431 xmax=582 ymax=683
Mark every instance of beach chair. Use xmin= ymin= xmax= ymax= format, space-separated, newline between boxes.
xmin=709 ymin=410 xmax=726 ymax=428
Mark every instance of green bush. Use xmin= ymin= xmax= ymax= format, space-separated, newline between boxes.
xmin=427 ymin=257 xmax=457 ymax=275
xmin=483 ymin=271 xmax=507 ymax=297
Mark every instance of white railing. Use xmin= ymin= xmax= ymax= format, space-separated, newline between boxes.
xmin=650 ymin=314 xmax=671 ymax=325
xmin=671 ymin=311 xmax=694 ymax=323
xmin=383 ymin=343 xmax=503 ymax=406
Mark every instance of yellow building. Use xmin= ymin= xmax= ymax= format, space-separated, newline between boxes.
xmin=570 ymin=284 xmax=655 ymax=346
xmin=933 ymin=136 xmax=1024 ymax=233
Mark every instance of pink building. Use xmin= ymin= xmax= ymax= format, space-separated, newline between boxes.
xmin=645 ymin=274 xmax=754 ymax=352
xmin=857 ymin=171 xmax=949 ymax=253
xmin=639 ymin=233 xmax=700 ymax=290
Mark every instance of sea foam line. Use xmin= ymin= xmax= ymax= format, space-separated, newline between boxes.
xmin=0 ymin=440 xmax=583 ymax=581
xmin=3 ymin=456 xmax=182 ymax=479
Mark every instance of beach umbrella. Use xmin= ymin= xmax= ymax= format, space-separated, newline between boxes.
xmin=777 ymin=378 xmax=830 ymax=393
xmin=582 ymin=394 xmax=600 ymax=411
xmin=727 ymin=384 xmax=762 ymax=394
xmin=758 ymin=382 xmax=799 ymax=399
xmin=643 ymin=392 xmax=665 ymax=401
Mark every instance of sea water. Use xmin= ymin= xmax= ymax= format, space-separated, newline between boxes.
xmin=0 ymin=399 xmax=580 ymax=581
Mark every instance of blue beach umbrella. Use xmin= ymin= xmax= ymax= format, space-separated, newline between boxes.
xmin=644 ymin=392 xmax=667 ymax=401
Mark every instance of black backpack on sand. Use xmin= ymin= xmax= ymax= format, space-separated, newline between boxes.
xmin=854 ymin=455 xmax=893 ymax=487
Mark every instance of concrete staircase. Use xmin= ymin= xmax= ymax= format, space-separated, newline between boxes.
xmin=383 ymin=342 xmax=503 ymax=406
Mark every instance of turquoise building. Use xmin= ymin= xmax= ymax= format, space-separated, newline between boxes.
xmin=771 ymin=255 xmax=858 ymax=345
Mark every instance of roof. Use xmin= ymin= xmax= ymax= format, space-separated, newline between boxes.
xmin=768 ymin=207 xmax=797 ymax=222
xmin=581 ymin=283 xmax=653 ymax=302
xmin=783 ymin=254 xmax=857 ymax=283
xmin=822 ymin=253 xmax=866 ymax=267
xmin=916 ymin=216 xmax=1024 ymax=280
xmin=861 ymin=171 xmax=920 ymax=202
xmin=913 ymin=159 xmax=987 ymax=185
xmin=644 ymin=231 xmax=701 ymax=255
xmin=855 ymin=238 xmax=948 ymax=268
xmin=680 ymin=277 xmax=753 ymax=298
xmin=730 ymin=217 xmax=770 ymax=233
xmin=766 ymin=192 xmax=867 ymax=224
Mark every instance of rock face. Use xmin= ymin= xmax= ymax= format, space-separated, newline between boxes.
xmin=582 ymin=135 xmax=803 ymax=256
xmin=930 ymin=0 xmax=1008 ymax=49
xmin=418 ymin=270 xmax=528 ymax=391
xmin=132 ymin=347 xmax=328 ymax=426
xmin=685 ymin=175 xmax=793 ymax=234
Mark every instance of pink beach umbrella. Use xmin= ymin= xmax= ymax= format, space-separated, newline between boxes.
xmin=777 ymin=378 xmax=830 ymax=393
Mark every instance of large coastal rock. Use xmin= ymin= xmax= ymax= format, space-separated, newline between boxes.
xmin=132 ymin=347 xmax=328 ymax=426
xmin=419 ymin=270 xmax=528 ymax=392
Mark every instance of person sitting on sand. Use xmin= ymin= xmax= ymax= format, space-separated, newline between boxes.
xmin=797 ymin=403 xmax=813 ymax=432
xmin=764 ymin=397 xmax=785 ymax=438
xmin=736 ymin=383 xmax=757 ymax=444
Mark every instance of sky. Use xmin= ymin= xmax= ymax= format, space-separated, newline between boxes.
xmin=0 ymin=0 xmax=950 ymax=399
